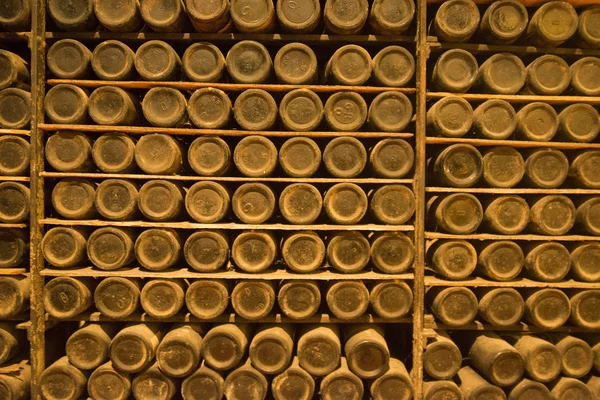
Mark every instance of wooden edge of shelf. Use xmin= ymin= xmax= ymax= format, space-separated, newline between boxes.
xmin=0 ymin=32 xmax=31 ymax=40
xmin=40 ymin=266 xmax=416 ymax=280
xmin=426 ymin=92 xmax=600 ymax=105
xmin=38 ymin=124 xmax=416 ymax=139
xmin=425 ymin=232 xmax=600 ymax=241
xmin=0 ymin=223 xmax=28 ymax=229
xmin=0 ymin=268 xmax=27 ymax=276
xmin=425 ymin=136 xmax=600 ymax=149
xmin=46 ymin=79 xmax=418 ymax=94
xmin=424 ymin=276 xmax=600 ymax=289
xmin=424 ymin=318 xmax=596 ymax=333
xmin=427 ymin=42 xmax=600 ymax=57
xmin=0 ymin=129 xmax=31 ymax=136
xmin=0 ymin=176 xmax=30 ymax=182
xmin=46 ymin=311 xmax=413 ymax=324
xmin=40 ymin=172 xmax=414 ymax=185
xmin=425 ymin=0 xmax=596 ymax=6
xmin=40 ymin=218 xmax=416 ymax=232
xmin=425 ymin=187 xmax=600 ymax=194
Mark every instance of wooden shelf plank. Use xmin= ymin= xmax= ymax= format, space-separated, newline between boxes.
xmin=425 ymin=318 xmax=596 ymax=333
xmin=47 ymin=311 xmax=413 ymax=324
xmin=0 ymin=176 xmax=30 ymax=182
xmin=40 ymin=266 xmax=415 ymax=280
xmin=0 ymin=223 xmax=27 ymax=229
xmin=0 ymin=129 xmax=30 ymax=137
xmin=426 ymin=0 xmax=596 ymax=6
xmin=41 ymin=218 xmax=415 ymax=232
xmin=427 ymin=92 xmax=600 ymax=105
xmin=425 ymin=232 xmax=600 ymax=241
xmin=426 ymin=187 xmax=600 ymax=195
xmin=0 ymin=32 xmax=31 ymax=41
xmin=427 ymin=42 xmax=600 ymax=57
xmin=47 ymin=79 xmax=417 ymax=94
xmin=425 ymin=276 xmax=600 ymax=289
xmin=39 ymin=123 xmax=415 ymax=139
xmin=0 ymin=268 xmax=27 ymax=276
xmin=41 ymin=172 xmax=413 ymax=185
xmin=426 ymin=136 xmax=600 ymax=149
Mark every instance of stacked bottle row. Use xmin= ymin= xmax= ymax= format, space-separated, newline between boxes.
xmin=423 ymin=331 xmax=600 ymax=400
xmin=43 ymin=276 xmax=413 ymax=321
xmin=427 ymin=286 xmax=599 ymax=330
xmin=46 ymin=132 xmax=414 ymax=178
xmin=47 ymin=39 xmax=416 ymax=87
xmin=0 ymin=50 xmax=31 ymax=130
xmin=47 ymin=0 xmax=416 ymax=35
xmin=0 ymin=323 xmax=30 ymax=400
xmin=431 ymin=50 xmax=600 ymax=96
xmin=40 ymin=323 xmax=412 ymax=400
xmin=42 ymin=227 xmax=414 ymax=274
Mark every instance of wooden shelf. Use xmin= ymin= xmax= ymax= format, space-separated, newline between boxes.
xmin=425 ymin=318 xmax=596 ymax=333
xmin=0 ymin=32 xmax=30 ymax=41
xmin=41 ymin=172 xmax=413 ymax=185
xmin=0 ymin=176 xmax=30 ymax=182
xmin=426 ymin=0 xmax=596 ymax=6
xmin=40 ymin=266 xmax=415 ymax=280
xmin=0 ymin=129 xmax=30 ymax=137
xmin=427 ymin=92 xmax=600 ymax=106
xmin=426 ymin=187 xmax=600 ymax=194
xmin=0 ymin=268 xmax=27 ymax=276
xmin=425 ymin=136 xmax=600 ymax=150
xmin=45 ymin=32 xmax=416 ymax=44
xmin=427 ymin=42 xmax=600 ymax=57
xmin=47 ymin=79 xmax=417 ymax=94
xmin=0 ymin=223 xmax=27 ymax=229
xmin=47 ymin=311 xmax=413 ymax=324
xmin=425 ymin=276 xmax=600 ymax=289
xmin=425 ymin=232 xmax=600 ymax=241
xmin=41 ymin=218 xmax=415 ymax=232
xmin=39 ymin=124 xmax=415 ymax=139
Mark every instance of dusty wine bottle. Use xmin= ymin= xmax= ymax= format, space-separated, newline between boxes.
xmin=281 ymin=231 xmax=325 ymax=273
xmin=526 ymin=1 xmax=578 ymax=47
xmin=140 ymin=279 xmax=186 ymax=318
xmin=524 ymin=149 xmax=569 ymax=188
xmin=140 ymin=0 xmax=188 ymax=32
xmin=297 ymin=325 xmax=341 ymax=377
xmin=131 ymin=361 xmax=177 ymax=400
xmin=185 ymin=280 xmax=228 ymax=321
xmin=324 ymin=0 xmax=368 ymax=34
xmin=224 ymin=358 xmax=268 ymax=400
xmin=577 ymin=6 xmax=600 ymax=49
xmin=201 ymin=323 xmax=251 ymax=370
xmin=94 ymin=277 xmax=141 ymax=318
xmin=327 ymin=231 xmax=370 ymax=274
xmin=429 ymin=240 xmax=477 ymax=280
xmin=188 ymin=136 xmax=231 ymax=176
xmin=0 ymin=229 xmax=27 ymax=269
xmin=185 ymin=181 xmax=230 ymax=223
xmin=233 ymin=135 xmax=278 ymax=177
xmin=525 ymin=55 xmax=571 ymax=96
xmin=47 ymin=39 xmax=91 ymax=79
xmin=110 ymin=323 xmax=163 ymax=374
xmin=427 ymin=96 xmax=473 ymax=138
xmin=524 ymin=242 xmax=570 ymax=282
xmin=138 ymin=180 xmax=184 ymax=222
xmin=553 ymin=334 xmax=594 ymax=378
xmin=274 ymin=43 xmax=318 ymax=84
xmin=482 ymin=147 xmax=525 ymax=188
xmin=477 ymin=288 xmax=524 ymax=327
xmin=231 ymin=231 xmax=276 ymax=273
xmin=477 ymin=53 xmax=526 ymax=94
xmin=230 ymin=0 xmax=274 ymax=32
xmin=249 ymin=324 xmax=294 ymax=375
xmin=344 ymin=325 xmax=389 ymax=379
xmin=473 ymin=99 xmax=516 ymax=139
xmin=370 ymin=185 xmax=416 ymax=225
xmin=232 ymin=183 xmax=276 ymax=224
xmin=44 ymin=277 xmax=95 ymax=319
xmin=570 ymin=57 xmax=600 ymax=97
xmin=181 ymin=363 xmax=224 ymax=400
xmin=370 ymin=281 xmax=413 ymax=319
xmin=523 ymin=288 xmax=571 ymax=329
xmin=372 ymin=46 xmax=415 ymax=88
xmin=371 ymin=232 xmax=414 ymax=274
xmin=570 ymin=290 xmax=600 ymax=329
xmin=134 ymin=134 xmax=182 ymax=175
xmin=134 ymin=40 xmax=181 ymax=81
xmin=0 ymin=363 xmax=31 ymax=400
xmin=41 ymin=227 xmax=87 ymax=268
xmin=278 ymin=280 xmax=321 ymax=320
xmin=483 ymin=195 xmax=530 ymax=234
xmin=226 ymin=41 xmax=272 ymax=84
xmin=182 ymin=43 xmax=225 ymax=83
xmin=570 ymin=242 xmax=600 ymax=282
xmin=0 ymin=0 xmax=30 ymax=31
xmin=135 ymin=229 xmax=181 ymax=271
xmin=231 ymin=280 xmax=275 ymax=320
xmin=186 ymin=0 xmax=231 ymax=32
xmin=423 ymin=381 xmax=461 ymax=400
xmin=550 ymin=377 xmax=594 ymax=400
xmin=324 ymin=183 xmax=368 ymax=223
xmin=516 ymin=102 xmax=559 ymax=142
xmin=588 ymin=376 xmax=600 ymax=400
xmin=87 ymin=361 xmax=131 ymax=400
xmin=87 ymin=227 xmax=134 ymax=270
xmin=428 ymin=193 xmax=483 ymax=234
xmin=370 ymin=0 xmax=414 ymax=35
xmin=558 ymin=104 xmax=600 ymax=143
xmin=48 ymin=0 xmax=97 ymax=31
xmin=188 ymin=90 xmax=231 ymax=132
xmin=279 ymin=137 xmax=321 ymax=178
xmin=91 ymin=40 xmax=135 ymax=81
xmin=94 ymin=179 xmax=138 ymax=221
xmin=576 ymin=197 xmax=600 ymax=236
xmin=44 ymin=84 xmax=88 ymax=124
xmin=323 ymin=137 xmax=367 ymax=178
xmin=325 ymin=45 xmax=372 ymax=86
xmin=93 ymin=0 xmax=143 ymax=32
xmin=429 ymin=286 xmax=478 ymax=327
xmin=432 ymin=144 xmax=483 ymax=188
xmin=91 ymin=133 xmax=135 ymax=173
xmin=423 ymin=331 xmax=462 ymax=380
xmin=324 ymin=91 xmax=368 ymax=132
xmin=271 ymin=356 xmax=315 ymax=400
xmin=370 ymin=358 xmax=413 ymax=400
xmin=156 ymin=324 xmax=204 ymax=378
xmin=142 ymin=87 xmax=187 ymax=128
xmin=505 ymin=334 xmax=561 ymax=383
xmin=233 ymin=89 xmax=278 ymax=130
xmin=479 ymin=0 xmax=528 ymax=44
xmin=279 ymin=89 xmax=323 ymax=132
xmin=184 ymin=231 xmax=229 ymax=272
xmin=0 ymin=135 xmax=29 ymax=176
xmin=0 ymin=182 xmax=28 ymax=223
xmin=45 ymin=131 xmax=92 ymax=172
xmin=279 ymin=183 xmax=322 ymax=225
xmin=66 ymin=323 xmax=117 ymax=370
xmin=0 ymin=323 xmax=25 ymax=365
xmin=433 ymin=0 xmax=480 ymax=42
xmin=370 ymin=138 xmax=414 ymax=179
xmin=368 ymin=91 xmax=413 ymax=132
xmin=326 ymin=281 xmax=369 ymax=320
xmin=89 ymin=86 xmax=139 ymax=126
xmin=432 ymin=49 xmax=479 ymax=93
xmin=276 ymin=0 xmax=319 ymax=32
xmin=457 ymin=366 xmax=507 ymax=399
xmin=320 ymin=357 xmax=364 ymax=400
xmin=529 ymin=195 xmax=575 ymax=235
xmin=0 ymin=52 xmax=28 ymax=93
xmin=0 ymin=275 xmax=29 ymax=319
xmin=40 ymin=356 xmax=87 ymax=400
